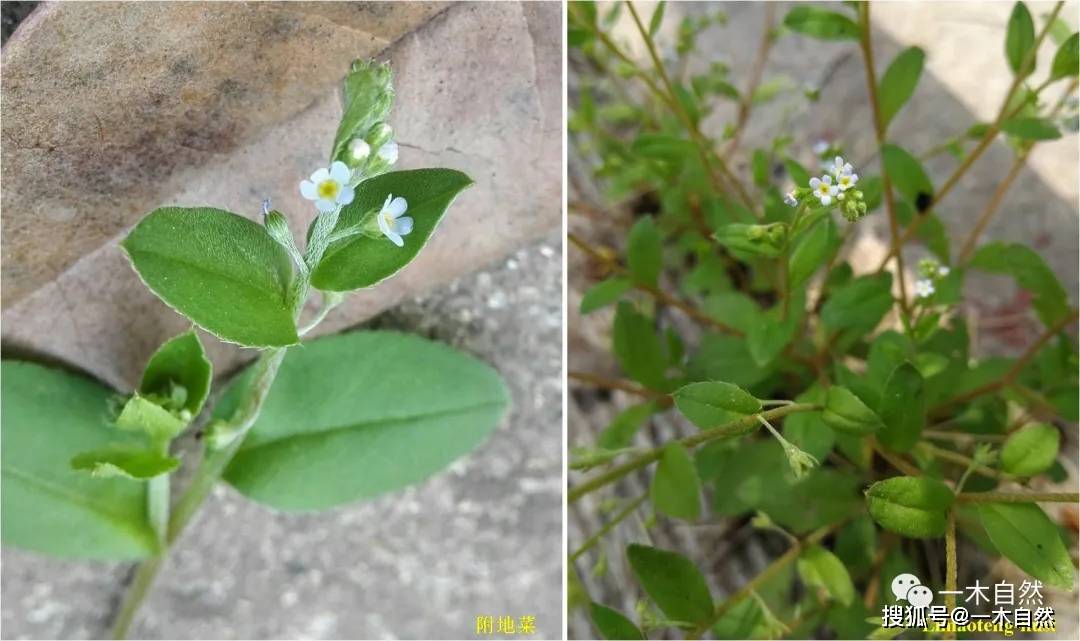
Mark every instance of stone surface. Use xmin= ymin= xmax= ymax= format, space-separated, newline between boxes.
xmin=1 ymin=0 xmax=561 ymax=391
xmin=1 ymin=233 xmax=564 ymax=641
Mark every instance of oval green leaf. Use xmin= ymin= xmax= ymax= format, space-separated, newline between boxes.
xmin=581 ymin=277 xmax=632 ymax=314
xmin=591 ymin=602 xmax=644 ymax=640
xmin=877 ymin=362 xmax=925 ymax=452
xmin=789 ymin=215 xmax=838 ymax=289
xmin=115 ymin=394 xmax=188 ymax=442
xmin=674 ymin=381 xmax=762 ymax=429
xmin=1051 ymin=32 xmax=1079 ymax=80
xmin=310 ymin=169 xmax=474 ymax=292
xmin=783 ymin=6 xmax=860 ymax=40
xmin=627 ymin=216 xmax=662 ymax=287
xmin=1000 ymin=117 xmax=1062 ymax=140
xmin=823 ymin=387 xmax=883 ymax=435
xmin=881 ymin=144 xmax=933 ymax=206
xmin=866 ymin=476 xmax=954 ymax=539
xmin=969 ymin=242 xmax=1070 ymax=327
xmin=1005 ymin=2 xmax=1036 ymax=76
xmin=977 ymin=502 xmax=1075 ymax=589
xmin=1000 ymin=423 xmax=1060 ymax=476
xmin=71 ymin=447 xmax=179 ymax=480
xmin=1 ymin=361 xmax=158 ymax=558
xmin=798 ymin=544 xmax=856 ymax=606
xmin=139 ymin=330 xmax=212 ymax=415
xmin=820 ymin=272 xmax=894 ymax=334
xmin=626 ymin=544 xmax=714 ymax=625
xmin=879 ymin=47 xmax=925 ymax=128
xmin=220 ymin=331 xmax=508 ymax=511
xmin=651 ymin=443 xmax=702 ymax=520
xmin=122 ymin=207 xmax=298 ymax=348
xmin=613 ymin=301 xmax=669 ymax=391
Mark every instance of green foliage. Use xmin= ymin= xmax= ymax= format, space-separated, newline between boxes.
xmin=878 ymin=47 xmax=925 ymax=128
xmin=798 ymin=545 xmax=855 ymax=606
xmin=70 ymin=447 xmax=180 ymax=480
xmin=581 ymin=277 xmax=632 ymax=314
xmin=866 ymin=476 xmax=954 ymax=538
xmin=877 ymin=362 xmax=925 ymax=452
xmin=651 ymin=443 xmax=702 ymax=520
xmin=822 ymin=386 xmax=883 ymax=435
xmin=1050 ymin=32 xmax=1079 ymax=80
xmin=122 ymin=207 xmax=299 ymax=348
xmin=969 ymin=242 xmax=1070 ymax=327
xmin=783 ymin=6 xmax=860 ymax=41
xmin=626 ymin=544 xmax=714 ymax=626
xmin=1000 ymin=116 xmax=1062 ymax=140
xmin=977 ymin=502 xmax=1075 ymax=589
xmin=1005 ymin=2 xmax=1036 ymax=76
xmin=590 ymin=602 xmax=645 ymax=640
xmin=880 ymin=144 xmax=933 ymax=205
xmin=330 ymin=59 xmax=394 ymax=165
xmin=627 ymin=217 xmax=663 ymax=287
xmin=1 ymin=361 xmax=158 ymax=559
xmin=673 ymin=381 xmax=762 ymax=429
xmin=139 ymin=330 xmax=212 ymax=415
xmin=612 ymin=301 xmax=670 ymax=391
xmin=310 ymin=169 xmax=474 ymax=291
xmin=219 ymin=331 xmax=508 ymax=511
xmin=788 ymin=215 xmax=838 ymax=289
xmin=1000 ymin=423 xmax=1059 ymax=476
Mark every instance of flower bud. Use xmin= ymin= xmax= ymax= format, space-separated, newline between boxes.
xmin=365 ymin=122 xmax=393 ymax=149
xmin=347 ymin=138 xmax=371 ymax=164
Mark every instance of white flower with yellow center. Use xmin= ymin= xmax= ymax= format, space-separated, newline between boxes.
xmin=828 ymin=156 xmax=853 ymax=179
xmin=376 ymin=194 xmax=413 ymax=247
xmin=915 ymin=279 xmax=936 ymax=299
xmin=836 ymin=170 xmax=858 ymax=191
xmin=809 ymin=175 xmax=838 ymax=206
xmin=300 ymin=161 xmax=355 ymax=213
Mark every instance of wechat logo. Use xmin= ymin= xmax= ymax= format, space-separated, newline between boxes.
xmin=891 ymin=573 xmax=934 ymax=608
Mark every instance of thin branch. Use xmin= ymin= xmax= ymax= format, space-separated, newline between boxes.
xmin=569 ymin=494 xmax=648 ymax=562
xmin=956 ymin=492 xmax=1080 ymax=503
xmin=725 ymin=4 xmax=776 ymax=157
xmin=568 ymin=370 xmax=663 ymax=399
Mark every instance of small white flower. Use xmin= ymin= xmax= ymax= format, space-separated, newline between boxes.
xmin=348 ymin=138 xmax=371 ymax=162
xmin=376 ymin=194 xmax=413 ymax=247
xmin=915 ymin=279 xmax=936 ymax=299
xmin=784 ymin=192 xmax=798 ymax=207
xmin=836 ymin=171 xmax=859 ymax=191
xmin=809 ymin=175 xmax=838 ymax=206
xmin=937 ymin=265 xmax=950 ymax=278
xmin=377 ymin=140 xmax=398 ymax=165
xmin=829 ymin=155 xmax=854 ymax=178
xmin=812 ymin=140 xmax=829 ymax=155
xmin=300 ymin=161 xmax=355 ymax=213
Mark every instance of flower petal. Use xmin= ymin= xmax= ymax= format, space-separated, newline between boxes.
xmin=820 ymin=195 xmax=832 ymax=206
xmin=394 ymin=216 xmax=414 ymax=236
xmin=330 ymin=161 xmax=350 ymax=184
xmin=386 ymin=229 xmax=404 ymax=247
xmin=386 ymin=196 xmax=408 ymax=218
xmin=300 ymin=180 xmax=318 ymax=200
xmin=377 ymin=208 xmax=393 ymax=237
xmin=809 ymin=177 xmax=822 ymax=189
xmin=315 ymin=199 xmax=336 ymax=213
xmin=310 ymin=167 xmax=330 ymax=183
xmin=822 ymin=174 xmax=833 ymax=185
xmin=336 ymin=185 xmax=355 ymax=206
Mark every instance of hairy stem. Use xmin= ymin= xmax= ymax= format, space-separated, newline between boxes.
xmin=956 ymin=491 xmax=1079 ymax=503
xmin=568 ymin=403 xmax=819 ymax=503
xmin=944 ymin=509 xmax=957 ymax=640
xmin=569 ymin=494 xmax=648 ymax=563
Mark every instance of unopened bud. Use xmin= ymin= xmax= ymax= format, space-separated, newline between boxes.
xmin=365 ymin=122 xmax=393 ymax=149
xmin=347 ymin=138 xmax=371 ymax=164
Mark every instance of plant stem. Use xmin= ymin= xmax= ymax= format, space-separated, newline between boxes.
xmin=725 ymin=4 xmax=775 ymax=157
xmin=110 ymin=347 xmax=288 ymax=638
xmin=568 ymin=403 xmax=819 ymax=503
xmin=568 ymin=370 xmax=665 ymax=400
xmin=569 ymin=494 xmax=648 ymax=563
xmin=944 ymin=509 xmax=957 ymax=640
xmin=956 ymin=491 xmax=1079 ymax=504
xmin=857 ymin=1 xmax=911 ymax=324
xmin=920 ymin=442 xmax=1015 ymax=482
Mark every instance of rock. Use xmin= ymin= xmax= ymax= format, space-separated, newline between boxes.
xmin=1 ymin=1 xmax=561 ymax=390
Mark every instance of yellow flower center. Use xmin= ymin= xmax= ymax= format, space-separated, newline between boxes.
xmin=382 ymin=211 xmax=394 ymax=226
xmin=317 ymin=180 xmax=339 ymax=200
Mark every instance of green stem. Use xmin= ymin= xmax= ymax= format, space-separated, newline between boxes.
xmin=568 ymin=403 xmax=819 ymax=503
xmin=569 ymin=495 xmax=647 ymax=563
xmin=944 ymin=510 xmax=957 ymax=640
xmin=146 ymin=458 xmax=169 ymax=544
xmin=956 ymin=492 xmax=1079 ymax=504
xmin=109 ymin=554 xmax=165 ymax=639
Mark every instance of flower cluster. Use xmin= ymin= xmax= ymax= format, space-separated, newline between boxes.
xmin=914 ymin=257 xmax=951 ymax=300
xmin=784 ymin=155 xmax=868 ymax=222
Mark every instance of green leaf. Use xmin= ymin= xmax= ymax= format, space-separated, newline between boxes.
xmin=219 ymin=331 xmax=508 ymax=511
xmin=977 ymin=502 xmax=1075 ymax=589
xmin=783 ymin=6 xmax=860 ymax=40
xmin=969 ymin=242 xmax=1070 ymax=327
xmin=798 ymin=545 xmax=856 ymax=606
xmin=122 ymin=207 xmax=298 ymax=348
xmin=590 ymin=603 xmax=644 ymax=640
xmin=1005 ymin=2 xmax=1036 ymax=76
xmin=784 ymin=157 xmax=811 ymax=187
xmin=1000 ymin=423 xmax=1060 ymax=476
xmin=751 ymin=149 xmax=770 ymax=187
xmin=714 ymin=223 xmax=787 ymax=258
xmin=139 ymin=330 xmax=212 ymax=415
xmin=310 ymin=169 xmax=474 ymax=291
xmin=599 ymin=401 xmax=661 ymax=450
xmin=821 ymin=272 xmax=894 ymax=334
xmin=865 ymin=476 xmax=954 ymax=538
xmin=1 ymin=361 xmax=158 ymax=558
xmin=631 ymin=133 xmax=696 ymax=163
xmin=823 ymin=387 xmax=883 ymax=436
xmin=330 ymin=59 xmax=394 ymax=165
xmin=747 ymin=306 xmax=798 ymax=367
xmin=115 ymin=394 xmax=188 ymax=442
xmin=674 ymin=381 xmax=762 ymax=429
xmin=788 ymin=215 xmax=838 ymax=289
xmin=648 ymin=1 xmax=666 ymax=37
xmin=1051 ymin=32 xmax=1079 ymax=79
xmin=881 ymin=144 xmax=933 ymax=206
xmin=687 ymin=333 xmax=772 ymax=389
xmin=1000 ymin=116 xmax=1062 ymax=140
xmin=651 ymin=443 xmax=702 ymax=520
xmin=613 ymin=301 xmax=669 ymax=391
xmin=70 ymin=447 xmax=179 ymax=480
xmin=879 ymin=47 xmax=925 ymax=128
xmin=783 ymin=386 xmax=834 ymax=461
xmin=877 ymin=363 xmax=925 ymax=452
xmin=581 ymin=277 xmax=632 ymax=314
xmin=626 ymin=544 xmax=714 ymax=625
xmin=627 ymin=217 xmax=662 ymax=287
